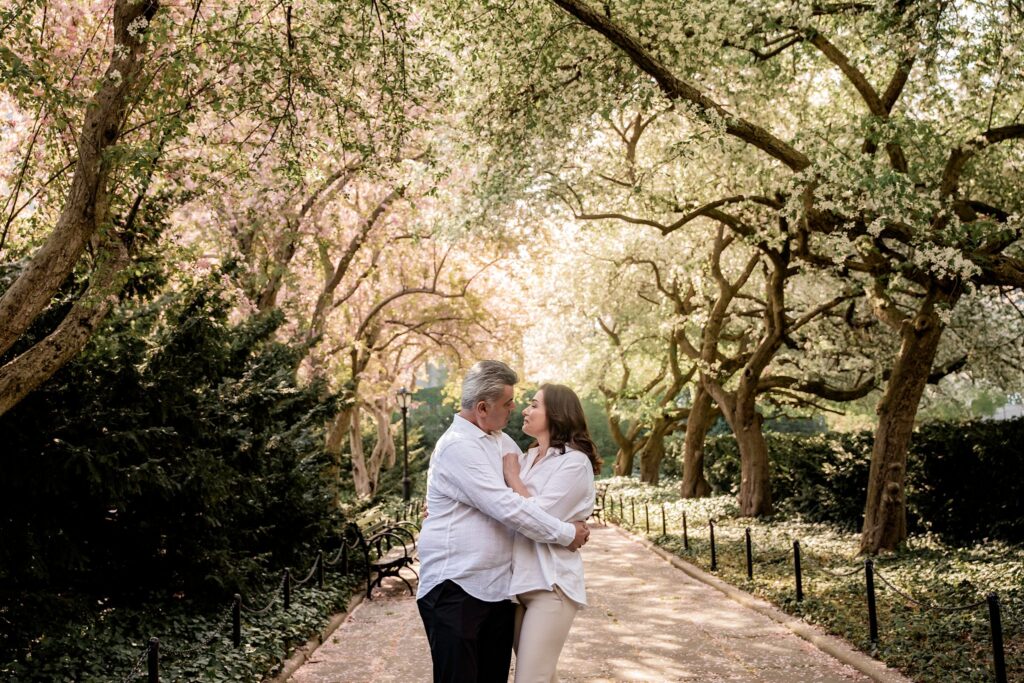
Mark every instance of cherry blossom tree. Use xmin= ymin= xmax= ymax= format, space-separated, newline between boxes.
xmin=439 ymin=0 xmax=1024 ymax=550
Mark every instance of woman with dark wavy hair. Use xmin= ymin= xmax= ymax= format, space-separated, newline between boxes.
xmin=502 ymin=383 xmax=601 ymax=682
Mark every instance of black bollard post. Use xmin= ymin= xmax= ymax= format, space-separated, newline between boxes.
xmin=988 ymin=594 xmax=1007 ymax=683
xmin=793 ymin=540 xmax=803 ymax=602
xmin=283 ymin=569 xmax=291 ymax=610
xmin=709 ymin=519 xmax=717 ymax=571
xmin=865 ymin=559 xmax=878 ymax=644
xmin=147 ymin=637 xmax=159 ymax=683
xmin=232 ymin=594 xmax=241 ymax=648
xmin=745 ymin=528 xmax=753 ymax=580
xmin=644 ymin=504 xmax=650 ymax=533
xmin=661 ymin=504 xmax=666 ymax=536
xmin=630 ymin=499 xmax=635 ymax=526
xmin=317 ymin=550 xmax=325 ymax=589
xmin=682 ymin=511 xmax=689 ymax=550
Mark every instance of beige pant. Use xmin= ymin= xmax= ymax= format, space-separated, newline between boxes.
xmin=512 ymin=587 xmax=579 ymax=683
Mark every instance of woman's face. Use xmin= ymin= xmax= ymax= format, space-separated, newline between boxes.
xmin=522 ymin=389 xmax=549 ymax=439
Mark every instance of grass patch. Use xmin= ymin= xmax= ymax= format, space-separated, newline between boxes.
xmin=600 ymin=477 xmax=1023 ymax=683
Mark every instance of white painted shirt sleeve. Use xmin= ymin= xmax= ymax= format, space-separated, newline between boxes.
xmin=436 ymin=441 xmax=576 ymax=546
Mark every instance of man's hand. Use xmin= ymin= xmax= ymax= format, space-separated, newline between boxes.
xmin=502 ymin=452 xmax=522 ymax=485
xmin=567 ymin=520 xmax=590 ymax=551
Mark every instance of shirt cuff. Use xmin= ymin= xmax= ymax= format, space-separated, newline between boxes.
xmin=557 ymin=520 xmax=576 ymax=546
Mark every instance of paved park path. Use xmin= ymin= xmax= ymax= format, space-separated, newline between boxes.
xmin=287 ymin=525 xmax=890 ymax=682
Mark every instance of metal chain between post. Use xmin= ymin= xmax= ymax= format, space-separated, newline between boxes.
xmin=872 ymin=567 xmax=989 ymax=613
xmin=118 ymin=645 xmax=150 ymax=683
xmin=292 ymin=554 xmax=321 ymax=588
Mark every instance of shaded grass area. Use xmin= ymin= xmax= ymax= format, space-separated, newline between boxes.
xmin=601 ymin=477 xmax=1023 ymax=683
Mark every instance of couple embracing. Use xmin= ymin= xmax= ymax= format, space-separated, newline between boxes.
xmin=416 ymin=360 xmax=601 ymax=682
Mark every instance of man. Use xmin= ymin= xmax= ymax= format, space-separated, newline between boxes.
xmin=416 ymin=360 xmax=590 ymax=683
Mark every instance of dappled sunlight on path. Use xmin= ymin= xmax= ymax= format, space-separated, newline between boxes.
xmin=288 ymin=526 xmax=875 ymax=682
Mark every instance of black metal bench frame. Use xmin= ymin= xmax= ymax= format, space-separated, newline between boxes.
xmin=343 ymin=520 xmax=419 ymax=599
xmin=590 ymin=485 xmax=607 ymax=525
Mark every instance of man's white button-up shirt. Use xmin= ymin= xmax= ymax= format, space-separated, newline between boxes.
xmin=416 ymin=414 xmax=577 ymax=603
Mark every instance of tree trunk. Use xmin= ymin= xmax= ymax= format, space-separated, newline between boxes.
xmin=734 ymin=397 xmax=771 ymax=517
xmin=0 ymin=238 xmax=130 ymax=416
xmin=605 ymin=406 xmax=642 ymax=477
xmin=704 ymin=379 xmax=772 ymax=516
xmin=639 ymin=418 xmax=673 ymax=484
xmin=0 ymin=0 xmax=158 ymax=359
xmin=350 ymin=404 xmax=375 ymax=498
xmin=681 ymin=385 xmax=714 ymax=498
xmin=860 ymin=303 xmax=945 ymax=553
xmin=324 ymin=405 xmax=353 ymax=506
xmin=370 ymin=400 xmax=396 ymax=470
xmin=613 ymin=443 xmax=638 ymax=477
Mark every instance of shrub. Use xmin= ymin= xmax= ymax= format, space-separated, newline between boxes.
xmin=667 ymin=419 xmax=1024 ymax=544
xmin=0 ymin=274 xmax=346 ymax=673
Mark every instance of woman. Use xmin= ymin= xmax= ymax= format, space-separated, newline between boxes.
xmin=502 ymin=383 xmax=601 ymax=683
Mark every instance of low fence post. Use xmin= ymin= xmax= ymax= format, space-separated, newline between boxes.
xmin=147 ymin=637 xmax=159 ymax=683
xmin=988 ymin=593 xmax=1007 ymax=683
xmin=865 ymin=559 xmax=878 ymax=644
xmin=745 ymin=528 xmax=753 ymax=580
xmin=283 ymin=569 xmax=291 ymax=611
xmin=644 ymin=503 xmax=650 ymax=533
xmin=232 ymin=594 xmax=241 ymax=648
xmin=661 ymin=504 xmax=666 ymax=536
xmin=317 ymin=550 xmax=325 ymax=589
xmin=630 ymin=499 xmax=635 ymax=526
xmin=709 ymin=519 xmax=717 ymax=571
xmin=793 ymin=540 xmax=803 ymax=602
xmin=682 ymin=511 xmax=689 ymax=550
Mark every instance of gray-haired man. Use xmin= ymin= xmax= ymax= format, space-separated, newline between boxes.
xmin=416 ymin=360 xmax=590 ymax=682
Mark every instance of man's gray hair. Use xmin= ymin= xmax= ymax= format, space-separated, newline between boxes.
xmin=461 ymin=360 xmax=518 ymax=410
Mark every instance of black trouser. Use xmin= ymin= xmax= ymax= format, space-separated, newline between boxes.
xmin=417 ymin=579 xmax=516 ymax=683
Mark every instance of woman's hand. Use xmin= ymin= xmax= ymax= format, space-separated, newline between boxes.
xmin=502 ymin=452 xmax=522 ymax=485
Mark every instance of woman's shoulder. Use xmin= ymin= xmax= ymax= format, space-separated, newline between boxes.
xmin=559 ymin=447 xmax=594 ymax=469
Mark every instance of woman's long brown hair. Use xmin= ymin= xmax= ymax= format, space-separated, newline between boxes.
xmin=536 ymin=383 xmax=602 ymax=475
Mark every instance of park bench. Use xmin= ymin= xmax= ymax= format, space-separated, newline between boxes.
xmin=342 ymin=518 xmax=419 ymax=600
xmin=590 ymin=484 xmax=607 ymax=526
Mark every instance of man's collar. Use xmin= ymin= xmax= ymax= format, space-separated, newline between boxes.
xmin=453 ymin=413 xmax=498 ymax=439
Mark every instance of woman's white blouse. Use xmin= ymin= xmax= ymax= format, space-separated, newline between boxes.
xmin=508 ymin=446 xmax=595 ymax=606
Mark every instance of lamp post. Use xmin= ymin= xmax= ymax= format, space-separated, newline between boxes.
xmin=398 ymin=387 xmax=411 ymax=501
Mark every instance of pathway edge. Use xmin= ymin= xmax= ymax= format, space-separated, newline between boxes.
xmin=609 ymin=523 xmax=913 ymax=683
xmin=266 ymin=589 xmax=367 ymax=683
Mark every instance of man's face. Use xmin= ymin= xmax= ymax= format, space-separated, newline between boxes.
xmin=479 ymin=384 xmax=515 ymax=433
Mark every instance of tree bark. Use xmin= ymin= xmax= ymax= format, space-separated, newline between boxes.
xmin=733 ymin=393 xmax=772 ymax=517
xmin=638 ymin=417 xmax=674 ymax=484
xmin=604 ymin=403 xmax=642 ymax=477
xmin=0 ymin=0 xmax=158 ymax=359
xmin=860 ymin=299 xmax=946 ymax=553
xmin=324 ymin=405 xmax=352 ymax=506
xmin=613 ymin=442 xmax=638 ymax=477
xmin=0 ymin=237 xmax=130 ymax=416
xmin=370 ymin=399 xmax=396 ymax=470
xmin=350 ymin=403 xmax=374 ymax=498
xmin=681 ymin=384 xmax=714 ymax=498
